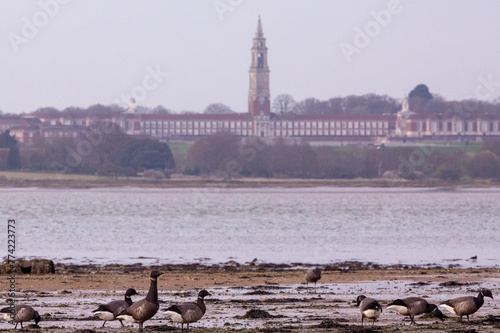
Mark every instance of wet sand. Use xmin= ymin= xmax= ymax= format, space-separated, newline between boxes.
xmin=1 ymin=263 xmax=499 ymax=332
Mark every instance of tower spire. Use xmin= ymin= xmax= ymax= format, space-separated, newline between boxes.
xmin=256 ymin=15 xmax=263 ymax=37
xmin=248 ymin=16 xmax=270 ymax=121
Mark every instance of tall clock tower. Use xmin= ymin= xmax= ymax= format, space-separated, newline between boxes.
xmin=248 ymin=16 xmax=271 ymax=119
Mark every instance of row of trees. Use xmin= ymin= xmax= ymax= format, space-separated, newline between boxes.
xmin=0 ymin=130 xmax=20 ymax=169
xmin=185 ymin=133 xmax=500 ymax=180
xmin=272 ymin=93 xmax=401 ymax=116
xmin=272 ymin=84 xmax=500 ymax=117
xmin=2 ymin=124 xmax=175 ymax=176
xmin=3 ymin=128 xmax=500 ymax=180
xmin=4 ymin=83 xmax=497 ymax=119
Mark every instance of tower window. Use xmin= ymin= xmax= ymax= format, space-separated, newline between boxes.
xmin=258 ymin=53 xmax=264 ymax=68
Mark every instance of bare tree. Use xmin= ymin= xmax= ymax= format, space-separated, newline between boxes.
xmin=272 ymin=94 xmax=296 ymax=115
xmin=203 ymin=103 xmax=234 ymax=114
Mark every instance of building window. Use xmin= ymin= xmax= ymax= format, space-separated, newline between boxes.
xmin=482 ymin=121 xmax=488 ymax=132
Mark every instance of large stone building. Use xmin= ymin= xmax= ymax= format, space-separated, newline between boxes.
xmin=1 ymin=18 xmax=500 ymax=145
xmin=110 ymin=18 xmax=395 ymax=142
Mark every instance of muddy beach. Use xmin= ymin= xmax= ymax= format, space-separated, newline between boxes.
xmin=1 ymin=262 xmax=499 ymax=332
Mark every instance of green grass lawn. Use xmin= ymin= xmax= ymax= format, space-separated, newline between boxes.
xmin=168 ymin=141 xmax=192 ymax=173
xmin=0 ymin=170 xmax=104 ymax=181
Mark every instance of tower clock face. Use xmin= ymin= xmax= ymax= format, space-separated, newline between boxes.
xmin=259 ymin=97 xmax=265 ymax=104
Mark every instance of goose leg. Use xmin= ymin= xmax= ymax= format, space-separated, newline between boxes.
xmin=14 ymin=322 xmax=18 ymax=329
xmin=139 ymin=322 xmax=143 ymax=332
xmin=361 ymin=314 xmax=364 ymax=326
xmin=102 ymin=321 xmax=106 ymax=327
xmin=119 ymin=319 xmax=124 ymax=327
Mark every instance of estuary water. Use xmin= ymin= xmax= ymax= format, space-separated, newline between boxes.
xmin=0 ymin=187 xmax=499 ymax=268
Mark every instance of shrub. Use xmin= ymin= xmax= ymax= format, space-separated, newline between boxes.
xmin=467 ymin=151 xmax=500 ymax=179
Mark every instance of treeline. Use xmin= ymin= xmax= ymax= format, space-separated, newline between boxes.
xmin=274 ymin=84 xmax=500 ymax=117
xmin=29 ymin=104 xmax=171 ymax=116
xmin=185 ymin=133 xmax=500 ymax=181
xmin=4 ymin=83 xmax=498 ymax=118
xmin=1 ymin=124 xmax=175 ymax=177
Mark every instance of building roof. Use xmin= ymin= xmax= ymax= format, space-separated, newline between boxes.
xmin=121 ymin=112 xmax=252 ymax=121
xmin=275 ymin=113 xmax=397 ymax=121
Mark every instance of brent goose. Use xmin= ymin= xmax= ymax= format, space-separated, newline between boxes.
xmin=92 ymin=288 xmax=138 ymax=327
xmin=116 ymin=270 xmax=163 ymax=332
xmin=387 ymin=297 xmax=443 ymax=325
xmin=0 ymin=304 xmax=41 ymax=329
xmin=164 ymin=289 xmax=211 ymax=331
xmin=356 ymin=295 xmax=382 ymax=326
xmin=305 ymin=268 xmax=321 ymax=289
xmin=440 ymin=289 xmax=493 ymax=322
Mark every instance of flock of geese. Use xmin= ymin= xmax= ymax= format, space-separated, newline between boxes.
xmin=0 ymin=269 xmax=495 ymax=331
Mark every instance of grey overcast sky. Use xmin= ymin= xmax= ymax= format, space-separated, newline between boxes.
xmin=1 ymin=0 xmax=500 ymax=114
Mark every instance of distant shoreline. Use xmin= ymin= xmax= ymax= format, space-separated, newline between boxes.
xmin=1 ymin=171 xmax=499 ymax=189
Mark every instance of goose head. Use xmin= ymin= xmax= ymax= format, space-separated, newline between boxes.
xmin=198 ymin=290 xmax=211 ymax=298
xmin=125 ymin=288 xmax=139 ymax=297
xmin=150 ymin=270 xmax=163 ymax=279
xmin=428 ymin=304 xmax=444 ymax=321
xmin=356 ymin=295 xmax=366 ymax=307
xmin=481 ymin=289 xmax=493 ymax=299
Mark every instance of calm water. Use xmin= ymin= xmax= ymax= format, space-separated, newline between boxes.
xmin=0 ymin=187 xmax=499 ymax=267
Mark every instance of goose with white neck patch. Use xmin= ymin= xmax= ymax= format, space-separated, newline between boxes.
xmin=116 ymin=270 xmax=163 ymax=332
xmin=164 ymin=289 xmax=211 ymax=331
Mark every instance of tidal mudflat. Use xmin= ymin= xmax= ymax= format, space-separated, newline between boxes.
xmin=1 ymin=262 xmax=499 ymax=332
